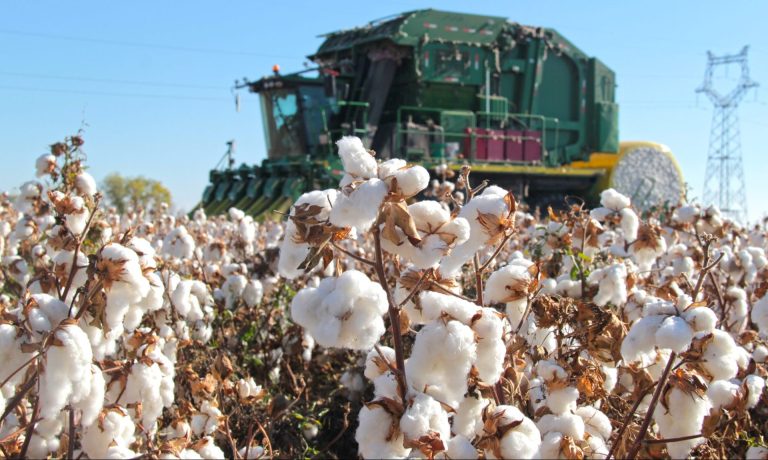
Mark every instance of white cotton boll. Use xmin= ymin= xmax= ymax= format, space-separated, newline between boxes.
xmin=62 ymin=195 xmax=90 ymax=235
xmin=587 ymin=435 xmax=609 ymax=459
xmin=100 ymin=243 xmax=151 ymax=329
xmin=602 ymin=365 xmax=618 ymax=393
xmin=106 ymin=446 xmax=139 ymax=459
xmin=590 ymin=207 xmax=613 ymax=221
xmin=619 ymin=207 xmax=639 ymax=241
xmin=536 ymin=360 xmax=568 ymax=382
xmin=417 ymin=290 xmax=478 ymax=325
xmin=171 ymin=280 xmax=209 ymax=322
xmin=337 ymin=136 xmax=378 ymax=179
xmin=706 ymin=379 xmax=740 ymax=410
xmin=701 ymin=329 xmax=739 ymax=381
xmin=546 ymin=387 xmax=579 ymax=415
xmin=39 ymin=324 xmax=93 ymax=420
xmin=754 ymin=345 xmax=768 ymax=363
xmin=290 ymin=270 xmax=388 ymax=350
xmin=587 ymin=263 xmax=628 ymax=307
xmin=228 ymin=207 xmax=245 ymax=221
xmin=745 ymin=375 xmax=765 ymax=409
xmin=75 ymin=171 xmax=97 ymax=196
xmin=406 ymin=320 xmax=477 ymax=407
xmin=537 ymin=413 xmax=585 ymax=440
xmin=683 ymin=307 xmax=718 ymax=333
xmin=36 ymin=153 xmax=56 ymax=177
xmin=237 ymin=377 xmax=263 ymax=400
xmin=356 ymin=405 xmax=411 ymax=459
xmin=364 ymin=346 xmax=395 ymax=380
xmin=191 ymin=401 xmax=223 ymax=436
xmin=438 ymin=435 xmax=476 ymax=460
xmin=127 ymin=237 xmax=158 ymax=271
xmin=472 ymin=308 xmax=505 ymax=385
xmin=575 ymin=406 xmax=612 ymax=442
xmin=195 ymin=436 xmax=226 ymax=459
xmin=378 ymin=158 xmax=407 ymax=180
xmin=400 ymin=392 xmax=451 ymax=442
xmin=162 ymin=226 xmax=195 ymax=260
xmin=600 ymin=188 xmax=631 ymax=210
xmin=244 ymin=279 xmax=263 ymax=308
xmin=453 ymin=395 xmax=489 ymax=439
xmin=373 ymin=371 xmax=399 ymax=399
xmin=25 ymin=293 xmax=70 ymax=335
xmin=388 ymin=165 xmax=430 ymax=197
xmin=747 ymin=446 xmax=768 ymax=460
xmin=484 ymin=264 xmax=531 ymax=305
xmin=81 ymin=407 xmax=136 ymax=460
xmin=74 ymin=364 xmax=105 ymax=427
xmin=654 ymin=388 xmax=710 ymax=458
xmin=621 ymin=315 xmax=666 ymax=364
xmin=27 ymin=417 xmax=63 ymax=459
xmin=341 ymin=370 xmax=365 ymax=394
xmin=655 ymin=315 xmax=694 ymax=353
xmin=238 ymin=445 xmax=265 ymax=460
xmin=539 ymin=277 xmax=557 ymax=295
xmin=485 ymin=405 xmax=541 ymax=460
xmin=752 ymin=294 xmax=768 ymax=337
xmin=329 ymin=178 xmax=387 ymax=231
xmin=278 ymin=221 xmax=310 ymax=279
xmin=528 ymin=377 xmax=547 ymax=413
xmin=222 ymin=274 xmax=247 ymax=310
xmin=537 ymin=431 xmax=564 ymax=459
xmin=556 ymin=279 xmax=582 ymax=299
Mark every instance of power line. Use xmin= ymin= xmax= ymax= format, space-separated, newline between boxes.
xmin=0 ymin=85 xmax=230 ymax=102
xmin=0 ymin=71 xmax=227 ymax=90
xmin=0 ymin=28 xmax=306 ymax=60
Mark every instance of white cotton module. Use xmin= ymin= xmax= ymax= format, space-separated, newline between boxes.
xmin=575 ymin=406 xmax=612 ymax=442
xmin=75 ymin=171 xmax=98 ymax=197
xmin=706 ymin=379 xmax=740 ymax=410
xmin=452 ymin=395 xmax=489 ymax=439
xmin=655 ymin=315 xmax=694 ymax=353
xmin=654 ymin=388 xmax=710 ymax=458
xmin=438 ymin=186 xmax=512 ymax=277
xmin=329 ymin=178 xmax=387 ymax=231
xmin=484 ymin=405 xmax=541 ymax=460
xmin=38 ymin=324 xmax=94 ymax=420
xmin=484 ymin=263 xmax=532 ymax=305
xmin=752 ymin=294 xmax=768 ymax=337
xmin=587 ymin=263 xmax=628 ymax=307
xmin=700 ymin=329 xmax=739 ymax=381
xmin=81 ymin=407 xmax=136 ymax=459
xmin=337 ymin=136 xmax=378 ymax=179
xmin=399 ymin=392 xmax=451 ymax=443
xmin=290 ymin=270 xmax=387 ymax=350
xmin=355 ymin=405 xmax=411 ymax=459
xmin=405 ymin=320 xmax=477 ymax=407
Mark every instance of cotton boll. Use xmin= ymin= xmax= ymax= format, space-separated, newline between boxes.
xmin=537 ymin=413 xmax=585 ymax=440
xmin=399 ymin=392 xmax=450 ymax=443
xmin=39 ymin=324 xmax=93 ymax=420
xmin=620 ymin=208 xmax=639 ymax=241
xmin=237 ymin=377 xmax=264 ymax=401
xmin=600 ymin=188 xmax=631 ymax=210
xmin=195 ymin=436 xmax=226 ymax=459
xmin=222 ymin=274 xmax=247 ymax=310
xmin=278 ymin=221 xmax=311 ymax=279
xmin=537 ymin=431 xmax=564 ymax=459
xmin=337 ymin=136 xmax=377 ymax=179
xmin=405 ymin=320 xmax=477 ymax=407
xmin=621 ymin=315 xmax=666 ymax=364
xmin=752 ymin=294 xmax=768 ymax=337
xmin=745 ymin=375 xmax=765 ymax=409
xmin=706 ymin=379 xmax=740 ymax=410
xmin=81 ymin=407 xmax=136 ymax=460
xmin=290 ymin=270 xmax=388 ymax=350
xmin=386 ymin=165 xmax=430 ymax=197
xmin=417 ymin=290 xmax=479 ymax=325
xmin=700 ymin=330 xmax=739 ymax=381
xmin=364 ymin=346 xmax=395 ymax=380
xmin=683 ymin=307 xmax=718 ymax=333
xmin=472 ymin=308 xmax=506 ymax=385
xmin=162 ymin=226 xmax=195 ymax=260
xmin=36 ymin=153 xmax=57 ymax=177
xmin=655 ymin=315 xmax=694 ymax=353
xmin=587 ymin=263 xmax=628 ymax=307
xmin=575 ymin=406 xmax=612 ymax=442
xmin=191 ymin=401 xmax=223 ymax=437
xmin=754 ymin=345 xmax=768 ymax=363
xmin=24 ymin=293 xmax=70 ymax=336
xmin=484 ymin=405 xmax=541 ymax=460
xmin=75 ymin=171 xmax=98 ymax=196
xmin=453 ymin=395 xmax=489 ymax=439
xmin=378 ymin=158 xmax=407 ymax=180
xmin=654 ymin=388 xmax=710 ymax=458
xmin=74 ymin=364 xmax=106 ymax=427
xmin=484 ymin=264 xmax=532 ymax=305
xmin=329 ymin=179 xmax=387 ymax=231
xmin=171 ymin=280 xmax=210 ymax=322
xmin=99 ymin=243 xmax=151 ymax=329
xmin=355 ymin=405 xmax=411 ymax=459
xmin=243 ymin=279 xmax=263 ymax=308
xmin=546 ymin=387 xmax=579 ymax=415
xmin=27 ymin=416 xmax=63 ymax=459
xmin=747 ymin=446 xmax=768 ymax=459
xmin=237 ymin=445 xmax=265 ymax=460
xmin=438 ymin=435 xmax=477 ymax=460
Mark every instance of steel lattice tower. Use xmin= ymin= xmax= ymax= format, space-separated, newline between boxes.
xmin=697 ymin=46 xmax=758 ymax=223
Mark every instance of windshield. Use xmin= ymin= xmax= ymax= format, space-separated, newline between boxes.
xmin=299 ymin=85 xmax=337 ymax=151
xmin=260 ymin=89 xmax=304 ymax=158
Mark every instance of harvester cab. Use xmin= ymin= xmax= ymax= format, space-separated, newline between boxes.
xmin=198 ymin=9 xmax=684 ymax=218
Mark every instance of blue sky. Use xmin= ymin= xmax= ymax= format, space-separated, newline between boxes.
xmin=1 ymin=1 xmax=766 ymax=221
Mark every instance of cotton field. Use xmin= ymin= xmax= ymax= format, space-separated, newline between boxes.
xmin=0 ymin=135 xmax=767 ymax=459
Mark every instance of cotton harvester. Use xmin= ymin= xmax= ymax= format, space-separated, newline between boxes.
xmin=198 ymin=9 xmax=684 ymax=217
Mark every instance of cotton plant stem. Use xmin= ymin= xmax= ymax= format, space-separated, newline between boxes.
xmin=373 ymin=228 xmax=408 ymax=397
